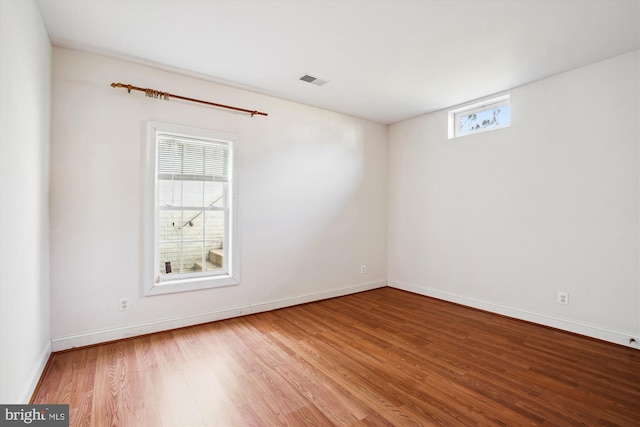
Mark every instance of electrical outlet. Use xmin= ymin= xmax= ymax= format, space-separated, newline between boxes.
xmin=557 ymin=291 xmax=569 ymax=305
xmin=361 ymin=265 xmax=366 ymax=274
xmin=119 ymin=297 xmax=130 ymax=311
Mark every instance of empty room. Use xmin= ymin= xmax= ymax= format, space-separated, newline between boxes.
xmin=1 ymin=0 xmax=639 ymax=425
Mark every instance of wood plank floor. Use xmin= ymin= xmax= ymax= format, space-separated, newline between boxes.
xmin=33 ymin=288 xmax=640 ymax=426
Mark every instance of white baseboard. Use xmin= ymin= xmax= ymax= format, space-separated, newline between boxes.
xmin=51 ymin=280 xmax=386 ymax=352
xmin=388 ymin=280 xmax=639 ymax=350
xmin=21 ymin=341 xmax=51 ymax=403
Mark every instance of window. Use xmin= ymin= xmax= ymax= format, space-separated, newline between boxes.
xmin=144 ymin=121 xmax=239 ymax=295
xmin=448 ymin=95 xmax=510 ymax=138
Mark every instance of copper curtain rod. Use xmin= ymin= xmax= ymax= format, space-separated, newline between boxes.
xmin=110 ymin=82 xmax=268 ymax=117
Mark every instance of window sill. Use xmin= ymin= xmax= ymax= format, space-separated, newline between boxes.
xmin=145 ymin=274 xmax=239 ymax=296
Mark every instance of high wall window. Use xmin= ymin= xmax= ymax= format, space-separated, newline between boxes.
xmin=448 ymin=95 xmax=510 ymax=138
xmin=144 ymin=122 xmax=239 ymax=295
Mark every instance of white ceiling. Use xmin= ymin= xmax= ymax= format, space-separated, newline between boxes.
xmin=36 ymin=0 xmax=639 ymax=124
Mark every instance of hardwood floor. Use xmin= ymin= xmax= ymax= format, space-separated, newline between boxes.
xmin=33 ymin=288 xmax=640 ymax=426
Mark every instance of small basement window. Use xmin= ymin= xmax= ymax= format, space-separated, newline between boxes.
xmin=448 ymin=95 xmax=510 ymax=138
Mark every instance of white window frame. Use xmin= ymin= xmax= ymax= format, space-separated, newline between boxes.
xmin=144 ymin=121 xmax=240 ymax=296
xmin=448 ymin=94 xmax=510 ymax=139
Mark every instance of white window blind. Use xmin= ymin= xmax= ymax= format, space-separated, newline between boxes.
xmin=157 ymin=135 xmax=229 ymax=182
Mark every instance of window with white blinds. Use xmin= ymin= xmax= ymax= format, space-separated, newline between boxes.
xmin=144 ymin=122 xmax=239 ymax=295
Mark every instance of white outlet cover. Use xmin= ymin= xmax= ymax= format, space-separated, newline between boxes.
xmin=557 ymin=292 xmax=569 ymax=305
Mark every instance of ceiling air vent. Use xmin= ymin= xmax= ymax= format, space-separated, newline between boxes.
xmin=299 ymin=74 xmax=329 ymax=86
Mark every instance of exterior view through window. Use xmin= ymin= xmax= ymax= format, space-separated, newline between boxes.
xmin=157 ymin=135 xmax=228 ymax=278
xmin=145 ymin=122 xmax=239 ymax=295
xmin=449 ymin=95 xmax=510 ymax=138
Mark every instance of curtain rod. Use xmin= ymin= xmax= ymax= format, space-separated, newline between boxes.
xmin=110 ymin=82 xmax=268 ymax=117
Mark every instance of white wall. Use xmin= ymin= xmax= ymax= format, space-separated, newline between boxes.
xmin=388 ymin=51 xmax=640 ymax=347
xmin=0 ymin=0 xmax=52 ymax=402
xmin=50 ymin=48 xmax=388 ymax=350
